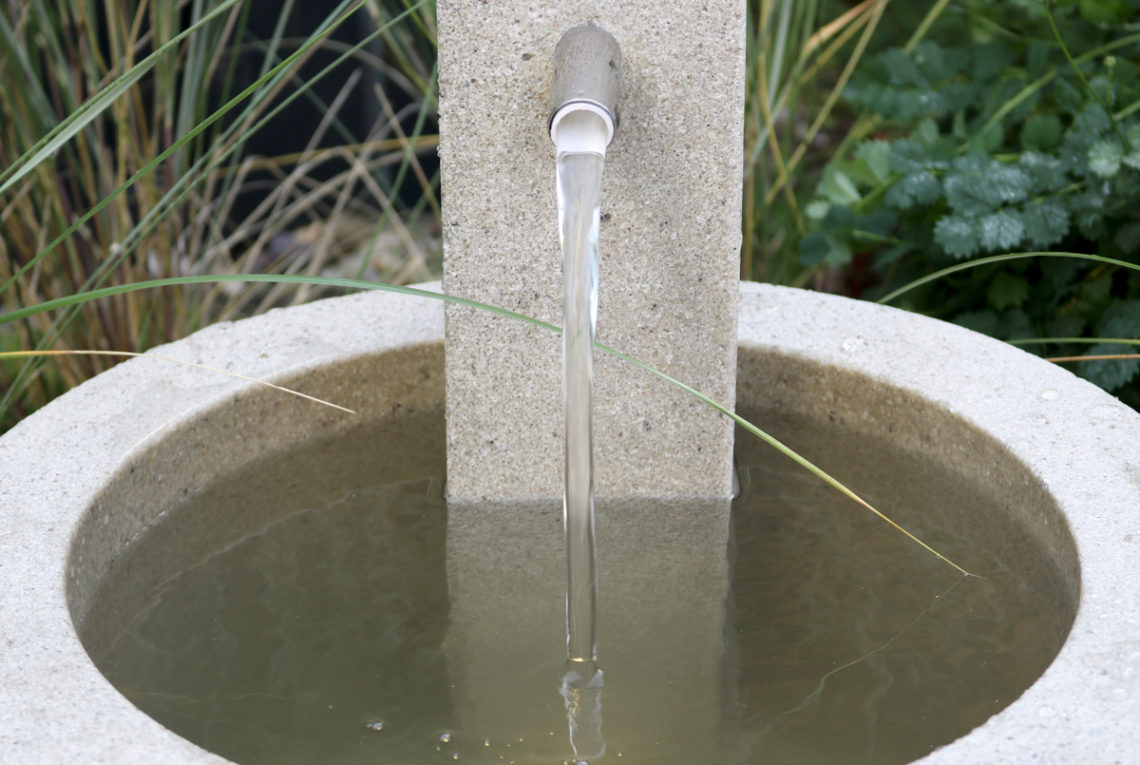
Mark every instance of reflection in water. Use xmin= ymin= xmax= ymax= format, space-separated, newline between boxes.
xmin=84 ymin=411 xmax=1074 ymax=764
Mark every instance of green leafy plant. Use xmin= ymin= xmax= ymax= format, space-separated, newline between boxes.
xmin=798 ymin=1 xmax=1140 ymax=405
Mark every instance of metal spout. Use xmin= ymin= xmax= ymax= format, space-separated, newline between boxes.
xmin=549 ymin=23 xmax=621 ymax=150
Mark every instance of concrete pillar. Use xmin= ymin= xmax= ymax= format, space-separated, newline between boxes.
xmin=440 ymin=1 xmax=745 ymax=502
xmin=437 ymin=2 xmax=745 ymax=759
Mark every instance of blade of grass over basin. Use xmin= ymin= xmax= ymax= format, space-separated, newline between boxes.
xmin=1045 ymin=354 xmax=1140 ymax=363
xmin=0 ymin=351 xmax=354 ymax=414
xmin=1010 ymin=338 xmax=1140 ymax=349
xmin=877 ymin=252 xmax=1140 ymax=306
xmin=1011 ymin=338 xmax=1140 ymax=364
xmin=1 ymin=273 xmax=971 ymax=577
xmin=597 ymin=341 xmax=974 ymax=578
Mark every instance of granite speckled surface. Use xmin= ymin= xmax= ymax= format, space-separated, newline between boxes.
xmin=438 ymin=0 xmax=746 ymax=501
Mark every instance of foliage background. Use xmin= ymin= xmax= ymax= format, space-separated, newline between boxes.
xmin=749 ymin=0 xmax=1140 ymax=407
xmin=2 ymin=0 xmax=1140 ymax=430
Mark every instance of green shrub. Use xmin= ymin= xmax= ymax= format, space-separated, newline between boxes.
xmin=800 ymin=0 xmax=1140 ymax=405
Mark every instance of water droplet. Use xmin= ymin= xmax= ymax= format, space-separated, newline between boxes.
xmin=439 ymin=732 xmax=454 ymax=743
xmin=482 ymin=739 xmax=491 ymax=747
xmin=366 ymin=720 xmax=384 ymax=732
xmin=450 ymin=754 xmax=460 ymax=761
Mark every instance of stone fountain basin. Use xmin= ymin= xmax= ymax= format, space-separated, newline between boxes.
xmin=1 ymin=281 xmax=1138 ymax=763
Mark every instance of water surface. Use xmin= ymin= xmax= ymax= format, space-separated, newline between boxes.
xmin=85 ymin=411 xmax=1073 ymax=764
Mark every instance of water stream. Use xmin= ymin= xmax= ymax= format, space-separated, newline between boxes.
xmin=556 ymin=146 xmax=606 ymax=761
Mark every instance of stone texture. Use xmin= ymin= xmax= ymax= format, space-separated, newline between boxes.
xmin=439 ymin=0 xmax=746 ymax=500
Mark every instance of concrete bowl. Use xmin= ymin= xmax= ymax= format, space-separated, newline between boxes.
xmin=1 ymin=281 xmax=1138 ymax=763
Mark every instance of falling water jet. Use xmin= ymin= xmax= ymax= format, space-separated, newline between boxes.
xmin=549 ymin=22 xmax=621 ymax=761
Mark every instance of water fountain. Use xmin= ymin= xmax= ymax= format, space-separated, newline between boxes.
xmin=2 ymin=2 xmax=1140 ymax=763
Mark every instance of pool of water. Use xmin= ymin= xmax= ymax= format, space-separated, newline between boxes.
xmin=81 ymin=409 xmax=1074 ymax=764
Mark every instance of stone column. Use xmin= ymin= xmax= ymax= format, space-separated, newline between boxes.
xmin=438 ymin=2 xmax=745 ymax=759
xmin=440 ymin=1 xmax=745 ymax=502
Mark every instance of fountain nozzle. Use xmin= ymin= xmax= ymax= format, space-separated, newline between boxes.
xmin=549 ymin=23 xmax=621 ymax=154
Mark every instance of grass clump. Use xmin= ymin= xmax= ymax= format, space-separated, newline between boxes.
xmin=0 ymin=0 xmax=440 ymax=429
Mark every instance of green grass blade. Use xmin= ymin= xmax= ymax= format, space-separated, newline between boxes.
xmin=0 ymin=0 xmax=242 ymax=196
xmin=595 ymin=342 xmax=973 ymax=577
xmin=1 ymin=272 xmax=971 ymax=576
xmin=1009 ymin=337 xmax=1140 ymax=348
xmin=0 ymin=350 xmax=355 ymax=413
xmin=877 ymin=252 xmax=1140 ymax=305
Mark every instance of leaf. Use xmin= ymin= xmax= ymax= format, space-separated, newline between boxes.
xmin=857 ymin=208 xmax=899 ymax=238
xmin=1020 ymin=114 xmax=1063 ymax=152
xmin=820 ymin=166 xmax=862 ymax=205
xmin=885 ymin=170 xmax=941 ymax=210
xmin=953 ymin=310 xmax=999 ymax=336
xmin=821 ymin=204 xmax=856 ymax=232
xmin=980 ymin=211 xmax=1026 ymax=251
xmin=1097 ymin=300 xmax=1140 ymax=338
xmin=1115 ymin=222 xmax=1140 ymax=254
xmin=1088 ymin=139 xmax=1124 ymax=178
xmin=1077 ymin=209 xmax=1107 ymax=240
xmin=934 ymin=215 xmax=981 ymax=259
xmin=970 ymin=41 xmax=1015 ymax=83
xmin=805 ymin=200 xmax=831 ymax=220
xmin=1044 ymin=313 xmax=1085 ymax=339
xmin=1077 ymin=343 xmax=1140 ymax=391
xmin=1041 ymin=257 xmax=1085 ymax=296
xmin=888 ymin=139 xmax=927 ymax=174
xmin=854 ymin=141 xmax=893 ymax=185
xmin=987 ymin=271 xmax=1031 ymax=311
xmin=1018 ymin=152 xmax=1069 ymax=193
xmin=799 ymin=232 xmax=852 ymax=268
xmin=1020 ymin=200 xmax=1071 ymax=247
xmin=1001 ymin=308 xmax=1035 ymax=341
xmin=1074 ymin=103 xmax=1112 ymax=135
xmin=1060 ymin=129 xmax=1100 ymax=175
xmin=913 ymin=119 xmax=941 ymax=148
xmin=1124 ymin=123 xmax=1140 ymax=170
xmin=1077 ymin=271 xmax=1114 ymax=306
xmin=967 ymin=120 xmax=1003 ymax=154
xmin=800 ymin=233 xmax=831 ymax=266
xmin=913 ymin=41 xmax=953 ymax=82
xmin=872 ymin=242 xmax=913 ymax=269
xmin=944 ymin=156 xmax=1031 ymax=215
xmin=1055 ymin=77 xmax=1084 ymax=113
xmin=1027 ymin=41 xmax=1051 ymax=77
xmin=1078 ymin=0 xmax=1135 ymax=24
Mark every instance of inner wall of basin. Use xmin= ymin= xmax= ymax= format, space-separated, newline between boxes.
xmin=67 ymin=341 xmax=1079 ymax=762
xmin=736 ymin=347 xmax=1080 ymax=603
